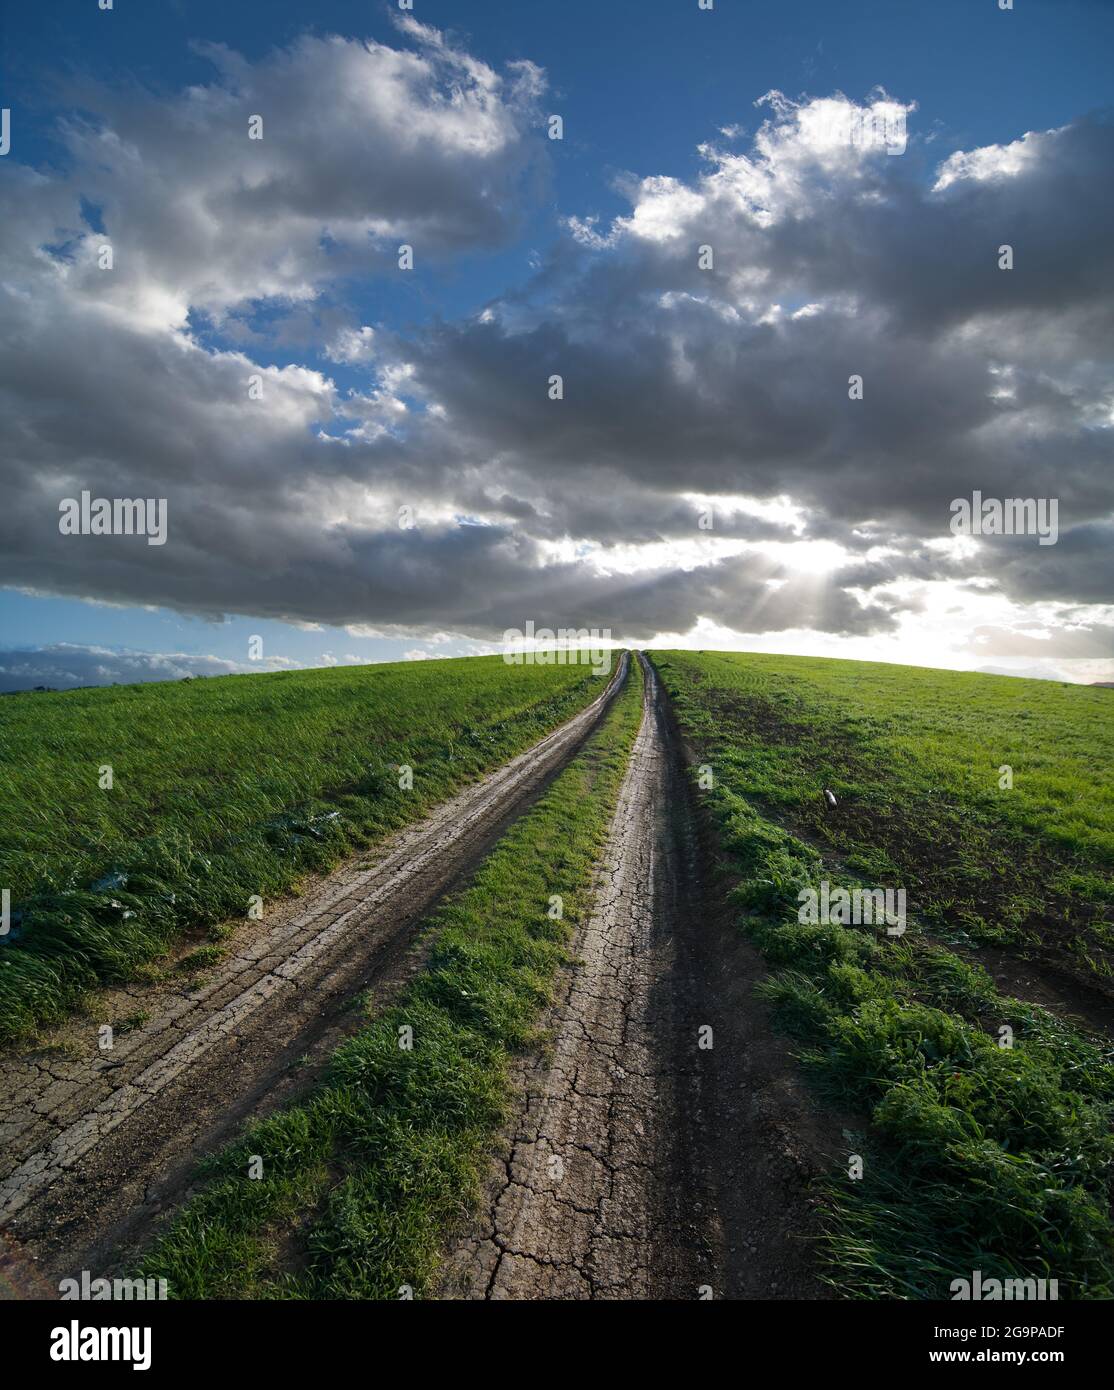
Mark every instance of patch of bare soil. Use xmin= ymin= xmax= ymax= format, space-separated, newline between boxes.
xmin=0 ymin=657 xmax=628 ymax=1297
xmin=438 ymin=655 xmax=835 ymax=1300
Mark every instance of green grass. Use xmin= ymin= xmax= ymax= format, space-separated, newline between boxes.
xmin=135 ymin=655 xmax=644 ymax=1299
xmin=652 ymin=650 xmax=1114 ymax=1299
xmin=0 ymin=657 xmax=610 ymax=1044
xmin=653 ymin=649 xmax=1113 ymax=973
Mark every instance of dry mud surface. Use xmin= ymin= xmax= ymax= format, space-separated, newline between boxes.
xmin=0 ymin=658 xmax=627 ymax=1293
xmin=439 ymin=654 xmax=830 ymax=1300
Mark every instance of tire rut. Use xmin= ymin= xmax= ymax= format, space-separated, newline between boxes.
xmin=439 ymin=652 xmax=832 ymax=1300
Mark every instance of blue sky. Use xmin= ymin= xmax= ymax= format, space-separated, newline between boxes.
xmin=2 ymin=0 xmax=1112 ymax=686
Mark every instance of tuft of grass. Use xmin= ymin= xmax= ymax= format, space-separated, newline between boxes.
xmin=136 ymin=656 xmax=644 ymax=1299
xmin=114 ymin=1010 xmax=151 ymax=1035
xmin=178 ymin=945 xmax=225 ymax=973
xmin=0 ymin=657 xmax=610 ymax=1044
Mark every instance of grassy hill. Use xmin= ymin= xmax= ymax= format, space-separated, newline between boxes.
xmin=654 ymin=650 xmax=1113 ymax=977
xmin=0 ymin=658 xmax=608 ymax=1044
xmin=652 ymin=649 xmax=1114 ymax=1299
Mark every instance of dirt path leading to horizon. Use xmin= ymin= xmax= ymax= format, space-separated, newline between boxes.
xmin=1 ymin=648 xmax=834 ymax=1301
xmin=0 ymin=656 xmax=628 ymax=1295
xmin=438 ymin=654 xmax=829 ymax=1300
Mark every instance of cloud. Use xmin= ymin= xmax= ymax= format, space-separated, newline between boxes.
xmin=42 ymin=23 xmax=547 ymax=328
xmin=0 ymin=644 xmax=299 ymax=693
xmin=369 ymin=99 xmax=1112 ymax=552
xmin=0 ymin=64 xmax=1111 ymax=652
xmin=966 ymin=621 xmax=1114 ymax=660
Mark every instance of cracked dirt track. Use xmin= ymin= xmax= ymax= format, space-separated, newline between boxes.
xmin=0 ymin=656 xmax=627 ymax=1292
xmin=439 ymin=653 xmax=830 ymax=1300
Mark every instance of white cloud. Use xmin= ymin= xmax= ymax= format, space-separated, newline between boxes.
xmin=327 ymin=327 xmax=377 ymax=364
xmin=0 ymin=644 xmax=300 ymax=692
xmin=18 ymin=22 xmax=546 ymax=339
xmin=933 ymin=130 xmax=1044 ymax=192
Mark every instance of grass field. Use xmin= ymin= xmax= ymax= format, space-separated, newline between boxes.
xmin=654 ymin=650 xmax=1114 ymax=977
xmin=652 ymin=650 xmax=1114 ymax=1299
xmin=136 ymin=656 xmax=644 ymax=1298
xmin=0 ymin=658 xmax=609 ymax=1045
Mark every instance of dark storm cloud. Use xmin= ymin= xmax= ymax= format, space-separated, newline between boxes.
xmin=1 ymin=515 xmax=894 ymax=642
xmin=984 ymin=522 xmax=1114 ymax=607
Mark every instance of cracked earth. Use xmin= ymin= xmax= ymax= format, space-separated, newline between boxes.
xmin=0 ymin=657 xmax=627 ymax=1293
xmin=438 ymin=654 xmax=831 ymax=1300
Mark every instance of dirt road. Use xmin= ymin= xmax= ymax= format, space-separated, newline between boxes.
xmin=1 ymin=648 xmax=831 ymax=1299
xmin=0 ymin=657 xmax=628 ymax=1292
xmin=439 ymin=653 xmax=829 ymax=1300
